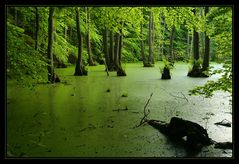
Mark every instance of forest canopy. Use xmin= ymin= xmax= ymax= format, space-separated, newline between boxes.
xmin=6 ymin=6 xmax=232 ymax=96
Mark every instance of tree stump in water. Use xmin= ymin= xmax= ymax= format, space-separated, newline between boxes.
xmin=161 ymin=67 xmax=171 ymax=79
xmin=54 ymin=73 xmax=61 ymax=83
xmin=187 ymin=66 xmax=209 ymax=77
xmin=143 ymin=63 xmax=154 ymax=67
xmin=147 ymin=117 xmax=213 ymax=150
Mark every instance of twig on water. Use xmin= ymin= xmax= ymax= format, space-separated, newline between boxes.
xmin=136 ymin=93 xmax=153 ymax=127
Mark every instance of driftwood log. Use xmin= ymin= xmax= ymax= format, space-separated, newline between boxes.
xmin=147 ymin=117 xmax=213 ymax=150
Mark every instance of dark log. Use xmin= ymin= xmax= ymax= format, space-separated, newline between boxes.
xmin=147 ymin=117 xmax=213 ymax=150
xmin=214 ymin=142 xmax=232 ymax=149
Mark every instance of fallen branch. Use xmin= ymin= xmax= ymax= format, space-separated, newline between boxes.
xmin=136 ymin=93 xmax=153 ymax=127
xmin=160 ymin=88 xmax=188 ymax=102
xmin=214 ymin=119 xmax=231 ymax=127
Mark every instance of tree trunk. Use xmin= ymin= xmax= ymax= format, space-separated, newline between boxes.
xmin=151 ymin=12 xmax=155 ymax=64
xmin=35 ymin=7 xmax=39 ymax=51
xmin=114 ymin=34 xmax=120 ymax=66
xmin=47 ymin=7 xmax=59 ymax=83
xmin=115 ymin=33 xmax=126 ymax=76
xmin=141 ymin=22 xmax=146 ymax=65
xmin=108 ymin=31 xmax=115 ymax=71
xmin=193 ymin=29 xmax=199 ymax=61
xmin=160 ymin=13 xmax=166 ymax=59
xmin=202 ymin=7 xmax=210 ymax=70
xmin=187 ymin=30 xmax=190 ymax=59
xmin=193 ymin=8 xmax=200 ymax=61
xmin=74 ymin=7 xmax=87 ymax=76
xmin=118 ymin=33 xmax=122 ymax=65
xmin=148 ymin=10 xmax=153 ymax=65
xmin=103 ymin=27 xmax=110 ymax=71
xmin=190 ymin=30 xmax=193 ymax=59
xmin=86 ymin=7 xmax=95 ymax=66
xmin=169 ymin=25 xmax=175 ymax=61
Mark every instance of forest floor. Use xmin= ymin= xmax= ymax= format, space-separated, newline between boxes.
xmin=6 ymin=62 xmax=232 ymax=158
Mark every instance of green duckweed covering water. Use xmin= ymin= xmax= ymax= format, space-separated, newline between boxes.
xmin=6 ymin=62 xmax=232 ymax=158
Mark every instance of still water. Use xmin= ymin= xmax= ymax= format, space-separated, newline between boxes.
xmin=6 ymin=62 xmax=232 ymax=158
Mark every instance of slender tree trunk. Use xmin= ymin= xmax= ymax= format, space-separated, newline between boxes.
xmin=187 ymin=8 xmax=202 ymax=77
xmin=151 ymin=12 xmax=155 ymax=64
xmin=114 ymin=34 xmax=120 ymax=66
xmin=47 ymin=7 xmax=55 ymax=83
xmin=86 ymin=7 xmax=95 ymax=66
xmin=169 ymin=25 xmax=175 ymax=61
xmin=103 ymin=28 xmax=110 ymax=70
xmin=141 ymin=22 xmax=146 ymax=65
xmin=200 ymin=32 xmax=205 ymax=59
xmin=190 ymin=30 xmax=193 ymax=59
xmin=193 ymin=29 xmax=199 ymax=61
xmin=148 ymin=10 xmax=153 ymax=64
xmin=203 ymin=7 xmax=210 ymax=70
xmin=192 ymin=8 xmax=199 ymax=61
xmin=187 ymin=30 xmax=190 ymax=59
xmin=118 ymin=33 xmax=122 ymax=65
xmin=74 ymin=7 xmax=87 ymax=76
xmin=160 ymin=14 xmax=166 ymax=59
xmin=115 ymin=32 xmax=126 ymax=76
xmin=109 ymin=31 xmax=115 ymax=71
xmin=35 ymin=7 xmax=39 ymax=51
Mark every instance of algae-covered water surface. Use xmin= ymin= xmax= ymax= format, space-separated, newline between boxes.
xmin=6 ymin=62 xmax=232 ymax=158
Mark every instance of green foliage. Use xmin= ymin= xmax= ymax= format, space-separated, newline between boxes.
xmin=159 ymin=58 xmax=174 ymax=74
xmin=188 ymin=59 xmax=202 ymax=71
xmin=7 ymin=21 xmax=48 ymax=85
xmin=53 ymin=32 xmax=78 ymax=64
xmin=189 ymin=63 xmax=232 ymax=98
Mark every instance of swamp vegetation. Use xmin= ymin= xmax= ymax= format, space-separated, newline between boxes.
xmin=6 ymin=6 xmax=232 ymax=158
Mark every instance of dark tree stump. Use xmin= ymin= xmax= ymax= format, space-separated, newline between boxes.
xmin=54 ymin=74 xmax=61 ymax=83
xmin=117 ymin=69 xmax=127 ymax=76
xmin=143 ymin=63 xmax=154 ymax=67
xmin=74 ymin=66 xmax=88 ymax=76
xmin=187 ymin=66 xmax=209 ymax=77
xmin=147 ymin=117 xmax=213 ymax=150
xmin=161 ymin=67 xmax=171 ymax=79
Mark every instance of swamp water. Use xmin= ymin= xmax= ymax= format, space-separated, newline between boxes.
xmin=6 ymin=62 xmax=232 ymax=158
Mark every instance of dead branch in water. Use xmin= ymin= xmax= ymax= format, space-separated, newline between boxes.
xmin=160 ymin=88 xmax=189 ymax=102
xmin=214 ymin=119 xmax=231 ymax=127
xmin=135 ymin=93 xmax=153 ymax=127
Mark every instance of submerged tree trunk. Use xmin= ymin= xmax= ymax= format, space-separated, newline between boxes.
xmin=35 ymin=7 xmax=39 ymax=51
xmin=74 ymin=7 xmax=87 ymax=76
xmin=86 ymin=7 xmax=95 ymax=66
xmin=202 ymin=7 xmax=210 ymax=71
